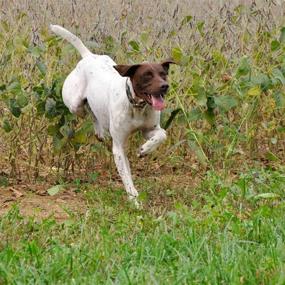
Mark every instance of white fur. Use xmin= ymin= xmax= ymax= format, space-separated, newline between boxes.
xmin=50 ymin=25 xmax=167 ymax=205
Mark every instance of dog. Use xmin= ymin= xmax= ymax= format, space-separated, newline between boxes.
xmin=50 ymin=25 xmax=175 ymax=206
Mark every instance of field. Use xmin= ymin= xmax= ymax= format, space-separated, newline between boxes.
xmin=1 ymin=0 xmax=285 ymax=284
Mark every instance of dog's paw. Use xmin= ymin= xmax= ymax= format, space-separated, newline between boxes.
xmin=137 ymin=152 xmax=147 ymax=158
xmin=95 ymin=134 xmax=104 ymax=142
xmin=128 ymin=195 xmax=142 ymax=209
xmin=137 ymin=146 xmax=148 ymax=158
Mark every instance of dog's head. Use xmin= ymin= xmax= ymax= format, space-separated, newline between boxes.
xmin=114 ymin=61 xmax=175 ymax=111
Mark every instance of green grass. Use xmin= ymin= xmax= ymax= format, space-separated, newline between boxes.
xmin=1 ymin=168 xmax=285 ymax=284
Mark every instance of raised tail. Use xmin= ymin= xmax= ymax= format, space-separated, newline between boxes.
xmin=50 ymin=24 xmax=92 ymax=58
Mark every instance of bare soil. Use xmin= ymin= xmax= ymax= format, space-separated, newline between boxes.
xmin=0 ymin=183 xmax=86 ymax=221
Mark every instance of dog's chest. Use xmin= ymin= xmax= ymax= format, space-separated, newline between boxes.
xmin=128 ymin=106 xmax=158 ymax=131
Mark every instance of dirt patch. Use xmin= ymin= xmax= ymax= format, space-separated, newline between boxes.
xmin=0 ymin=183 xmax=86 ymax=221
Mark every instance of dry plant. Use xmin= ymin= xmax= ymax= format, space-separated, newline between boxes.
xmin=0 ymin=0 xmax=285 ymax=182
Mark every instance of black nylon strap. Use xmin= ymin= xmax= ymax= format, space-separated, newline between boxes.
xmin=125 ymin=79 xmax=147 ymax=108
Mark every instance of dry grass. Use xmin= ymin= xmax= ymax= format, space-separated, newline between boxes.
xmin=1 ymin=1 xmax=285 ymax=55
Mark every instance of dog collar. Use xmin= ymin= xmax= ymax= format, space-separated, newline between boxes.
xmin=126 ymin=79 xmax=147 ymax=108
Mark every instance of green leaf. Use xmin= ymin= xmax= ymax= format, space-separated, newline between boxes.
xmin=13 ymin=36 xmax=27 ymax=51
xmin=128 ymin=40 xmax=140 ymax=52
xmin=33 ymin=84 xmax=45 ymax=96
xmin=205 ymin=96 xmax=216 ymax=125
xmin=171 ymin=47 xmax=183 ymax=63
xmin=47 ymin=185 xmax=64 ymax=196
xmin=214 ymin=95 xmax=238 ymax=111
xmin=104 ymin=35 xmax=115 ymax=52
xmin=2 ymin=119 xmax=12 ymax=132
xmin=45 ymin=98 xmax=57 ymax=118
xmin=251 ymin=73 xmax=272 ymax=91
xmin=247 ymin=86 xmax=261 ymax=97
xmin=187 ymin=108 xmax=203 ymax=122
xmin=16 ymin=93 xmax=29 ymax=108
xmin=277 ymin=126 xmax=285 ymax=133
xmin=273 ymin=91 xmax=285 ymax=108
xmin=60 ymin=125 xmax=74 ymax=138
xmin=53 ymin=136 xmax=67 ymax=153
xmin=0 ymin=84 xmax=6 ymax=92
xmin=36 ymin=101 xmax=45 ymax=115
xmin=272 ymin=68 xmax=285 ymax=85
xmin=27 ymin=46 xmax=44 ymax=58
xmin=47 ymin=124 xmax=60 ymax=136
xmin=72 ymin=121 xmax=93 ymax=144
xmin=79 ymin=120 xmax=94 ymax=133
xmin=197 ymin=21 xmax=205 ymax=35
xmin=140 ymin=32 xmax=149 ymax=44
xmin=236 ymin=57 xmax=251 ymax=77
xmin=9 ymin=99 xmax=21 ymax=117
xmin=180 ymin=15 xmax=193 ymax=26
xmin=204 ymin=109 xmax=215 ymax=126
xmin=36 ymin=61 xmax=47 ymax=76
xmin=195 ymin=90 xmax=207 ymax=106
xmin=271 ymin=40 xmax=280 ymax=51
xmin=188 ymin=140 xmax=207 ymax=166
xmin=212 ymin=50 xmax=226 ymax=65
xmin=279 ymin=27 xmax=285 ymax=43
xmin=7 ymin=80 xmax=21 ymax=94
xmin=187 ymin=133 xmax=208 ymax=166
xmin=73 ymin=130 xmax=88 ymax=144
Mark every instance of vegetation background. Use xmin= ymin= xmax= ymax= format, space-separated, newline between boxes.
xmin=0 ymin=0 xmax=285 ymax=284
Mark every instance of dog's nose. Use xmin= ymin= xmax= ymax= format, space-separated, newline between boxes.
xmin=160 ymin=83 xmax=169 ymax=92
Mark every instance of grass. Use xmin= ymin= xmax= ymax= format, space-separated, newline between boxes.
xmin=1 ymin=168 xmax=285 ymax=284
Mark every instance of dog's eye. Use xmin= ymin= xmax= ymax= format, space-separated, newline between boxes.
xmin=159 ymin=72 xmax=167 ymax=78
xmin=143 ymin=72 xmax=153 ymax=80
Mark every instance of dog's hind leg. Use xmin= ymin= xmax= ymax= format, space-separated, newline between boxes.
xmin=84 ymin=102 xmax=105 ymax=141
xmin=62 ymin=68 xmax=87 ymax=116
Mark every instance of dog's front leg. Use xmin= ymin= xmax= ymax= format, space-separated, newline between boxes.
xmin=112 ymin=141 xmax=139 ymax=204
xmin=139 ymin=127 xmax=167 ymax=157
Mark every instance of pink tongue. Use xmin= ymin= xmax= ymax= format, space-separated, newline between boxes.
xmin=151 ymin=95 xmax=165 ymax=111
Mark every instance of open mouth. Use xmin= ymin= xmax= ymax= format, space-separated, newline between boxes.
xmin=144 ymin=93 xmax=165 ymax=111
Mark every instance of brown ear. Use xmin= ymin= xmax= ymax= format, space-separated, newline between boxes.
xmin=113 ymin=64 xmax=141 ymax=77
xmin=161 ymin=60 xmax=176 ymax=73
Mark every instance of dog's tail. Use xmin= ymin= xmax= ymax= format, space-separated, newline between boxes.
xmin=50 ymin=24 xmax=92 ymax=58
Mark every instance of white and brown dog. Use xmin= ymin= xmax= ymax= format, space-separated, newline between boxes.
xmin=50 ymin=25 xmax=174 ymax=206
